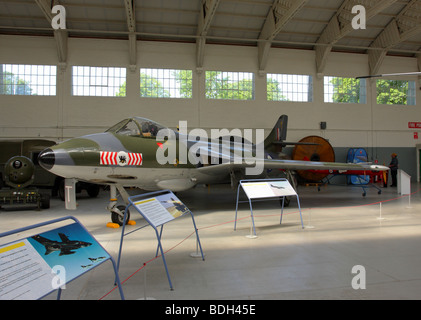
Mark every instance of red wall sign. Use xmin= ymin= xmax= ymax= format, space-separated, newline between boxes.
xmin=409 ymin=122 xmax=421 ymax=128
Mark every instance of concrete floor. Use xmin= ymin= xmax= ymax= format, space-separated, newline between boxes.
xmin=1 ymin=180 xmax=421 ymax=300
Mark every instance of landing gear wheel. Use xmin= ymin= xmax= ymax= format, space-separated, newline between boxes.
xmin=111 ymin=205 xmax=130 ymax=226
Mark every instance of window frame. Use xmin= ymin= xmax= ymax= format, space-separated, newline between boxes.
xmin=376 ymin=79 xmax=416 ymax=106
xmin=323 ymin=76 xmax=367 ymax=104
xmin=205 ymin=70 xmax=255 ymax=101
xmin=0 ymin=64 xmax=57 ymax=96
xmin=139 ymin=68 xmax=193 ymax=99
xmin=71 ymin=66 xmax=127 ymax=97
xmin=266 ymin=73 xmax=313 ymax=102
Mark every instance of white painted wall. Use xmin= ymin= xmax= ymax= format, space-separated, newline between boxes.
xmin=0 ymin=34 xmax=420 ymax=152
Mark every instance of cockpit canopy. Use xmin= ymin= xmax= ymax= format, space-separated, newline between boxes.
xmin=106 ymin=117 xmax=170 ymax=138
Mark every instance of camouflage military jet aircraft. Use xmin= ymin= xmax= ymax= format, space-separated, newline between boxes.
xmin=32 ymin=233 xmax=92 ymax=256
xmin=38 ymin=115 xmax=388 ymax=225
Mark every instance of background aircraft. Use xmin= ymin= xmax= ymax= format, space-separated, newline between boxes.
xmin=38 ymin=115 xmax=389 ymax=225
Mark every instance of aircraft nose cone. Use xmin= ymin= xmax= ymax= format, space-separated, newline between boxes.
xmin=38 ymin=148 xmax=55 ymax=170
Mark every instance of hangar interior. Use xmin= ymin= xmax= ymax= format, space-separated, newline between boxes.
xmin=1 ymin=0 xmax=421 ymax=300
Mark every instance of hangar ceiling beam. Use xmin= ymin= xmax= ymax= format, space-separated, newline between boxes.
xmin=368 ymin=0 xmax=421 ymax=75
xmin=258 ymin=0 xmax=308 ymax=72
xmin=315 ymin=0 xmax=398 ymax=74
xmin=123 ymin=0 xmax=137 ymax=70
xmin=34 ymin=0 xmax=68 ymax=65
xmin=196 ymin=0 xmax=221 ymax=70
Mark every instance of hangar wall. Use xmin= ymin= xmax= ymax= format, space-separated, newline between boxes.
xmin=0 ymin=35 xmax=420 ymax=178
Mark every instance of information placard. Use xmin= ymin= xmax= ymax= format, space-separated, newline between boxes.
xmin=117 ymin=190 xmax=204 ymax=291
xmin=133 ymin=193 xmax=188 ymax=228
xmin=235 ymin=179 xmax=304 ymax=237
xmin=0 ymin=239 xmax=56 ymax=300
xmin=0 ymin=218 xmax=123 ymax=300
xmin=241 ymin=180 xmax=297 ymax=199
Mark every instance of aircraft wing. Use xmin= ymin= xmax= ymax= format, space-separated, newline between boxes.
xmin=31 ymin=234 xmax=51 ymax=245
xmin=196 ymin=158 xmax=389 ymax=176
xmin=59 ymin=249 xmax=76 ymax=256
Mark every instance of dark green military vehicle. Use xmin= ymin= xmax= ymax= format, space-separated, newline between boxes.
xmin=0 ymin=154 xmax=50 ymax=210
xmin=0 ymin=139 xmax=57 ymax=189
xmin=0 ymin=139 xmax=100 ymax=210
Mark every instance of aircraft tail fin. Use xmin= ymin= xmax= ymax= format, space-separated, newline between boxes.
xmin=264 ymin=115 xmax=318 ymax=154
xmin=264 ymin=115 xmax=288 ymax=149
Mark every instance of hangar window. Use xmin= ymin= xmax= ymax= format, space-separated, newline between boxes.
xmin=376 ymin=79 xmax=416 ymax=105
xmin=140 ymin=68 xmax=193 ymax=98
xmin=0 ymin=64 xmax=56 ymax=96
xmin=205 ymin=71 xmax=254 ymax=100
xmin=267 ymin=74 xmax=313 ymax=102
xmin=72 ymin=66 xmax=126 ymax=97
xmin=324 ymin=76 xmax=366 ymax=104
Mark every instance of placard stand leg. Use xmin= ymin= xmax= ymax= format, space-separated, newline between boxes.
xmin=234 ymin=186 xmax=257 ymax=238
xmin=189 ymin=216 xmax=205 ymax=260
xmin=296 ymin=195 xmax=304 ymax=229
xmin=155 ymin=225 xmax=164 ymax=258
xmin=117 ymin=208 xmax=174 ymax=291
xmin=117 ymin=190 xmax=205 ymax=293
xmin=246 ymin=199 xmax=257 ymax=239
xmin=154 ymin=226 xmax=174 ymax=291
xmin=235 ymin=179 xmax=304 ymax=237
xmin=280 ymin=196 xmax=285 ymax=225
xmin=190 ymin=237 xmax=205 ymax=258
xmin=234 ymin=183 xmax=241 ymax=231
xmin=56 ymin=288 xmax=62 ymax=300
xmin=285 ymin=195 xmax=305 ymax=229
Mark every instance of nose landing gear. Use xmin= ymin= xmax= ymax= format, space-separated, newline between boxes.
xmin=107 ymin=185 xmax=135 ymax=227
xmin=111 ymin=205 xmax=131 ymax=226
